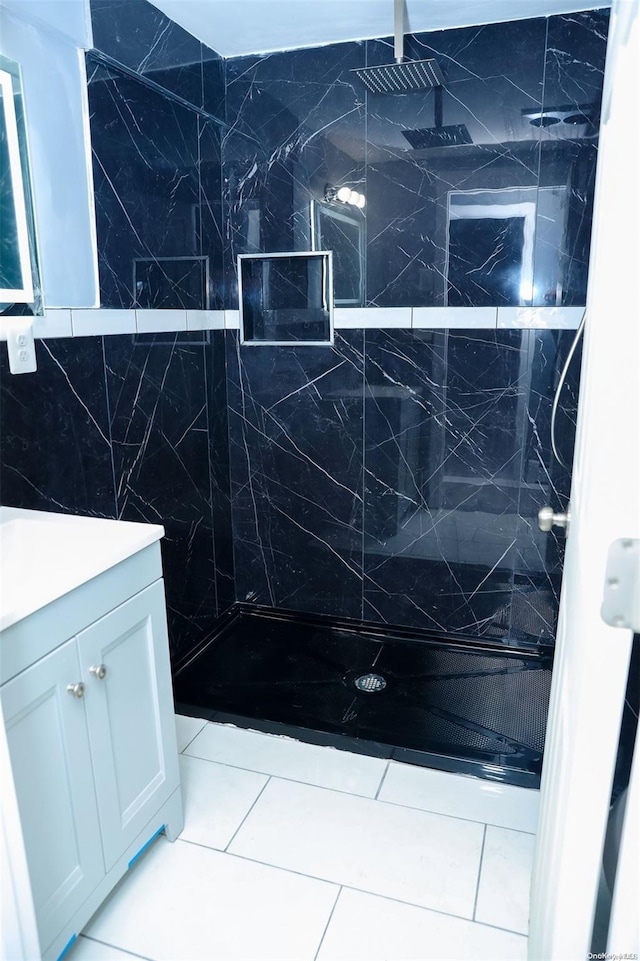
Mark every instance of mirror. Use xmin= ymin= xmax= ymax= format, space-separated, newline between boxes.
xmin=0 ymin=55 xmax=42 ymax=316
xmin=313 ymin=201 xmax=364 ymax=306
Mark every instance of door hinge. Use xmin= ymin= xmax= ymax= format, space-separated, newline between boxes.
xmin=601 ymin=538 xmax=640 ymax=632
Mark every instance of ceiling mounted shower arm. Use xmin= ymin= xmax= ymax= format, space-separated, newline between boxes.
xmin=394 ymin=0 xmax=407 ymax=63
xmin=350 ymin=0 xmax=443 ymax=94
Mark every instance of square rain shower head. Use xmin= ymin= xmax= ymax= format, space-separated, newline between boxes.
xmin=352 ymin=58 xmax=444 ymax=94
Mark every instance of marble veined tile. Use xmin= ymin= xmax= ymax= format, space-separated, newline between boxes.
xmin=84 ymin=836 xmax=338 ymax=961
xmin=178 ymin=754 xmax=268 ymax=850
xmin=317 ymin=888 xmax=527 ymax=961
xmin=185 ymin=722 xmax=387 ymax=797
xmin=475 ymin=825 xmax=536 ymax=934
xmin=229 ymin=778 xmax=484 ymax=918
xmin=379 ymin=762 xmax=539 ymax=833
xmin=175 ymin=714 xmax=207 ymax=752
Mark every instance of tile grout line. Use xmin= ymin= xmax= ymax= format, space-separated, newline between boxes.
xmin=313 ymin=886 xmax=343 ymax=961
xmin=472 ymin=823 xmax=488 ymax=922
xmin=183 ymin=742 xmax=389 ymax=797
xmin=182 ymin=749 xmax=537 ymax=831
xmin=223 ymin=775 xmax=271 ymax=852
xmin=200 ymin=328 xmax=220 ymax=619
xmin=79 ymin=933 xmax=154 ymax=960
xmin=175 ymin=836 xmax=528 ymax=938
xmin=179 ymin=725 xmax=208 ymax=755
xmin=374 ymin=760 xmax=391 ymax=800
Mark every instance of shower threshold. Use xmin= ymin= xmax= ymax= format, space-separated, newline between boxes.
xmin=173 ymin=605 xmax=553 ymax=789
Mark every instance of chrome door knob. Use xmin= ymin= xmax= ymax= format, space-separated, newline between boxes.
xmin=67 ymin=682 xmax=86 ymax=698
xmin=89 ymin=664 xmax=107 ymax=680
xmin=538 ymin=505 xmax=571 ymax=535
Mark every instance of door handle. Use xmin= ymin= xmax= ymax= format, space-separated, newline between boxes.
xmin=538 ymin=505 xmax=571 ymax=536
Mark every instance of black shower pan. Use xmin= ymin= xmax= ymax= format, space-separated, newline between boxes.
xmin=173 ymin=605 xmax=553 ymax=789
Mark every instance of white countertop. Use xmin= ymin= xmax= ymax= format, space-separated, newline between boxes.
xmin=0 ymin=507 xmax=164 ymax=632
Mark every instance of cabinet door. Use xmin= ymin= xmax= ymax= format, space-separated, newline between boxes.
xmin=78 ymin=580 xmax=180 ymax=869
xmin=1 ymin=639 xmax=104 ymax=952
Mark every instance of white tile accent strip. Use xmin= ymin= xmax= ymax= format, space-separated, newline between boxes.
xmin=6 ymin=306 xmax=586 ymax=343
xmin=72 ymin=309 xmax=135 ymax=337
xmin=229 ymin=778 xmax=484 ymax=917
xmin=317 ymin=888 xmax=528 ymax=961
xmin=334 ymin=307 xmax=412 ymax=328
xmin=136 ymin=309 xmax=187 ymax=333
xmin=186 ymin=722 xmax=387 ymax=798
xmin=186 ymin=309 xmax=225 ymax=331
xmin=33 ymin=309 xmax=73 ymax=339
xmin=378 ymin=763 xmax=540 ymax=833
xmin=497 ymin=306 xmax=585 ymax=329
xmin=412 ymin=307 xmax=498 ymax=329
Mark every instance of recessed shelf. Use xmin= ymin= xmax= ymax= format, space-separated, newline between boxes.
xmin=238 ymin=251 xmax=334 ymax=346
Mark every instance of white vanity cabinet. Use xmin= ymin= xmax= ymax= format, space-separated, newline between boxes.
xmin=0 ymin=511 xmax=183 ymax=961
xmin=75 ymin=582 xmax=179 ymax=871
xmin=2 ymin=637 xmax=105 ymax=954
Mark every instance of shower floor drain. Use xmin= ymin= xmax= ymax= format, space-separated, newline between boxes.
xmin=354 ymin=673 xmax=387 ymax=693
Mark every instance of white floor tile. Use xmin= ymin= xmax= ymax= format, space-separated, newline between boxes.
xmin=229 ymin=778 xmax=484 ymax=918
xmin=185 ymin=722 xmax=387 ymax=797
xmin=475 ymin=826 xmax=536 ymax=934
xmin=84 ymin=836 xmax=338 ymax=961
xmin=68 ymin=935 xmax=144 ymax=960
xmin=179 ymin=754 xmax=267 ymax=850
xmin=317 ymin=888 xmax=528 ymax=961
xmin=379 ymin=763 xmax=540 ymax=833
xmin=175 ymin=714 xmax=207 ymax=753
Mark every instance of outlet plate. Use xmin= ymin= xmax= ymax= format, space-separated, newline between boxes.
xmin=6 ymin=320 xmax=37 ymax=374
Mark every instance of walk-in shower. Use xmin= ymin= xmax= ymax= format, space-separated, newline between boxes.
xmin=175 ymin=606 xmax=552 ymax=787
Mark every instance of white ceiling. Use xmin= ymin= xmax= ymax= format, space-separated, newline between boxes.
xmin=148 ymin=0 xmax=611 ymax=58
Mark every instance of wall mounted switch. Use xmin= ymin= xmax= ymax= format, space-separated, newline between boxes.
xmin=6 ymin=320 xmax=37 ymax=374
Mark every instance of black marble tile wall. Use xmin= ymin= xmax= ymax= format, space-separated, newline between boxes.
xmin=228 ymin=328 xmax=579 ymax=646
xmin=88 ymin=61 xmax=203 ymax=310
xmin=90 ymin=0 xmax=226 ymax=120
xmin=223 ymin=10 xmax=609 ymax=309
xmin=224 ymin=41 xmax=366 ymax=306
xmin=0 ymin=338 xmax=116 ymax=517
xmin=363 ymin=329 xmax=577 ymax=644
xmin=535 ymin=11 xmax=609 ymax=306
xmin=226 ymin=331 xmax=364 ymax=619
xmin=0 ymin=333 xmax=234 ymax=664
xmin=87 ymin=0 xmax=225 ymax=311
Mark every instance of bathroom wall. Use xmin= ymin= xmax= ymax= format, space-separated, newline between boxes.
xmin=0 ymin=330 xmax=233 ymax=665
xmin=224 ymin=11 xmax=609 ymax=308
xmin=0 ymin=5 xmax=606 ymax=661
xmin=88 ymin=0 xmax=225 ymax=310
xmin=227 ymin=327 xmax=580 ymax=646
xmin=0 ymin=0 xmax=99 ymax=307
xmin=0 ymin=0 xmax=233 ymax=664
xmin=223 ymin=10 xmax=606 ymax=646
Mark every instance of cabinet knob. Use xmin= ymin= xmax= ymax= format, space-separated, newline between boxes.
xmin=89 ymin=664 xmax=107 ymax=680
xmin=67 ymin=682 xmax=86 ymax=698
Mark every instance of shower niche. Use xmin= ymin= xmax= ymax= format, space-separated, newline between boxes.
xmin=239 ymin=251 xmax=334 ymax=345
